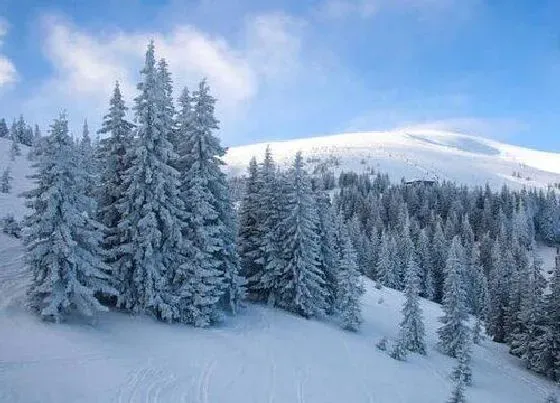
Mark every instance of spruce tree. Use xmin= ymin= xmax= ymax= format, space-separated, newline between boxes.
xmin=24 ymin=115 xmax=115 ymax=322
xmin=451 ymin=341 xmax=473 ymax=386
xmin=237 ymin=157 xmax=264 ymax=298
xmin=271 ymin=152 xmax=327 ymax=318
xmin=182 ymin=79 xmax=244 ymax=318
xmin=257 ymin=147 xmax=286 ymax=303
xmin=398 ymin=254 xmax=426 ymax=354
xmin=334 ymin=221 xmax=364 ymax=331
xmin=0 ymin=118 xmax=7 ymax=138
xmin=116 ymin=42 xmax=183 ymax=320
xmin=447 ymin=376 xmax=467 ymax=403
xmin=438 ymin=236 xmax=470 ymax=358
xmin=96 ymin=81 xmax=134 ymax=303
xmin=1 ymin=166 xmax=13 ymax=193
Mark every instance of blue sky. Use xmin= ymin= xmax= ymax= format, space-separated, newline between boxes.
xmin=0 ymin=0 xmax=560 ymax=150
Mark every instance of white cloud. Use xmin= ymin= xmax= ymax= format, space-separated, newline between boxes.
xmin=317 ymin=0 xmax=469 ymax=20
xmin=0 ymin=19 xmax=17 ymax=87
xmin=245 ymin=12 xmax=304 ymax=80
xmin=26 ymin=13 xmax=304 ymax=139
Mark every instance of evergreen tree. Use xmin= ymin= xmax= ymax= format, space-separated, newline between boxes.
xmin=376 ymin=229 xmax=398 ymax=288
xmin=447 ymin=376 xmax=467 ymax=403
xmin=315 ymin=192 xmax=340 ymax=314
xmin=334 ymin=221 xmax=364 ymax=331
xmin=257 ymin=147 xmax=286 ymax=303
xmin=10 ymin=131 xmax=20 ymax=160
xmin=451 ymin=341 xmax=473 ymax=386
xmin=237 ymin=157 xmax=264 ymax=298
xmin=270 ymin=152 xmax=327 ymax=318
xmin=0 ymin=118 xmax=8 ymax=138
xmin=177 ymin=79 xmax=244 ymax=319
xmin=416 ymin=228 xmax=435 ymax=300
xmin=24 ymin=115 xmax=115 ymax=322
xmin=398 ymin=254 xmax=426 ymax=354
xmin=1 ymin=166 xmax=13 ymax=193
xmin=431 ymin=218 xmax=447 ymax=302
xmin=438 ymin=236 xmax=470 ymax=358
xmin=116 ymin=42 xmax=183 ymax=320
xmin=96 ymin=81 xmax=134 ymax=303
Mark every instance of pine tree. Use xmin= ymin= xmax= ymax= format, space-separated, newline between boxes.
xmin=96 ymin=81 xmax=134 ymax=304
xmin=0 ymin=118 xmax=8 ymax=138
xmin=24 ymin=115 xmax=115 ymax=322
xmin=376 ymin=230 xmax=392 ymax=287
xmin=472 ymin=317 xmax=483 ymax=344
xmin=431 ymin=217 xmax=447 ymax=303
xmin=398 ymin=254 xmax=426 ymax=354
xmin=438 ymin=236 xmax=470 ymax=358
xmin=334 ymin=221 xmax=364 ymax=331
xmin=177 ymin=79 xmax=244 ymax=320
xmin=271 ymin=152 xmax=327 ymax=318
xmin=1 ymin=166 xmax=13 ymax=193
xmin=447 ymin=376 xmax=467 ymax=403
xmin=451 ymin=341 xmax=473 ymax=386
xmin=257 ymin=147 xmax=287 ymax=303
xmin=116 ymin=42 xmax=183 ymax=320
xmin=10 ymin=131 xmax=20 ymax=160
xmin=417 ymin=228 xmax=435 ymax=300
xmin=237 ymin=157 xmax=264 ymax=298
xmin=315 ymin=192 xmax=340 ymax=314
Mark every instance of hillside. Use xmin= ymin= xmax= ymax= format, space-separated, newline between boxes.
xmin=0 ymin=231 xmax=558 ymax=402
xmin=0 ymin=135 xmax=559 ymax=402
xmin=225 ymin=128 xmax=560 ymax=189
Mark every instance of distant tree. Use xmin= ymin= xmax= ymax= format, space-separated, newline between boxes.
xmin=0 ymin=118 xmax=8 ymax=138
xmin=334 ymin=220 xmax=364 ymax=331
xmin=398 ymin=254 xmax=426 ymax=354
xmin=1 ymin=166 xmax=13 ymax=193
xmin=438 ymin=237 xmax=470 ymax=358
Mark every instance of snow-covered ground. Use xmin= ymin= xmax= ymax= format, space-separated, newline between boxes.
xmin=225 ymin=128 xmax=560 ymax=189
xmin=1 ymin=134 xmax=560 ymax=402
xmin=0 ymin=139 xmax=33 ymax=220
xmin=0 ymin=231 xmax=558 ymax=403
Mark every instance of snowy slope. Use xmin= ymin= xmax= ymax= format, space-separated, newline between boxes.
xmin=225 ymin=128 xmax=560 ymax=189
xmin=0 ymin=231 xmax=558 ymax=403
xmin=0 ymin=138 xmax=33 ymax=220
xmin=1 ymin=134 xmax=560 ymax=402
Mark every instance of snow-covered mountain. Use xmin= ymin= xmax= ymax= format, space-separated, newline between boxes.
xmin=225 ymin=128 xmax=560 ymax=189
xmin=1 ymin=135 xmax=559 ymax=402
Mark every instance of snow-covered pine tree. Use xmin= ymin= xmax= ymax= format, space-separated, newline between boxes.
xmin=416 ymin=228 xmax=435 ymax=300
xmin=96 ymin=81 xmax=134 ymax=304
xmin=256 ymin=146 xmax=286 ymax=303
xmin=237 ymin=156 xmax=265 ymax=299
xmin=178 ymin=79 xmax=244 ymax=318
xmin=398 ymin=253 xmax=426 ymax=354
xmin=431 ymin=217 xmax=447 ymax=303
xmin=24 ymin=114 xmax=115 ymax=322
xmin=438 ymin=236 xmax=470 ymax=358
xmin=510 ymin=247 xmax=545 ymax=366
xmin=1 ymin=166 xmax=13 ymax=193
xmin=0 ymin=118 xmax=8 ymax=138
xmin=116 ymin=42 xmax=183 ymax=320
xmin=334 ymin=220 xmax=364 ymax=331
xmin=447 ymin=376 xmax=467 ymax=403
xmin=487 ymin=238 xmax=512 ymax=343
xmin=451 ymin=341 xmax=473 ymax=386
xmin=315 ymin=191 xmax=341 ymax=314
xmin=375 ymin=229 xmax=393 ymax=288
xmin=10 ymin=131 xmax=20 ymax=160
xmin=271 ymin=152 xmax=327 ymax=318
